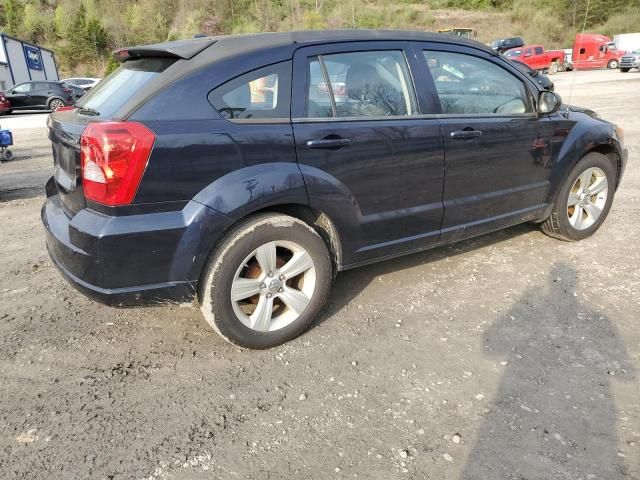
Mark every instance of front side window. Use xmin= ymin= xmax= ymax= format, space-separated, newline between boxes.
xmin=424 ymin=51 xmax=531 ymax=115
xmin=534 ymin=47 xmax=544 ymax=55
xmin=306 ymin=50 xmax=417 ymax=118
xmin=12 ymin=83 xmax=31 ymax=93
xmin=208 ymin=62 xmax=291 ymax=120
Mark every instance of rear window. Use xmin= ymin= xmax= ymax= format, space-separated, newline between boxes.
xmin=77 ymin=58 xmax=175 ymax=118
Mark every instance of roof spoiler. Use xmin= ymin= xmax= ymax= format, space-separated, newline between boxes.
xmin=114 ymin=38 xmax=217 ymax=62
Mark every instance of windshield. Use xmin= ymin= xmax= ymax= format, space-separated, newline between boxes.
xmin=77 ymin=57 xmax=175 ymax=118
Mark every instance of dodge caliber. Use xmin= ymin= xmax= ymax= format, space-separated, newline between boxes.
xmin=42 ymin=31 xmax=628 ymax=348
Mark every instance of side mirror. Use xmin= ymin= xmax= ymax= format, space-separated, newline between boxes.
xmin=538 ymin=91 xmax=562 ymax=114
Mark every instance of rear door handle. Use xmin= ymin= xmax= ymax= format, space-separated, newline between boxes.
xmin=450 ymin=130 xmax=483 ymax=139
xmin=306 ymin=138 xmax=352 ymax=149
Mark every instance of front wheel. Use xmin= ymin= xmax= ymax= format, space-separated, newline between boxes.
xmin=620 ymin=67 xmax=630 ymax=73
xmin=608 ymin=59 xmax=619 ymax=69
xmin=549 ymin=62 xmax=559 ymax=74
xmin=199 ymin=213 xmax=332 ymax=349
xmin=540 ymin=152 xmax=616 ymax=241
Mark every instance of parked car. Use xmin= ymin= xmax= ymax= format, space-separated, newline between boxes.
xmin=510 ymin=59 xmax=554 ymax=90
xmin=63 ymin=83 xmax=86 ymax=101
xmin=0 ymin=91 xmax=11 ymax=115
xmin=490 ymin=36 xmax=525 ymax=54
xmin=572 ymin=33 xmax=625 ymax=70
xmin=61 ymin=77 xmax=101 ymax=91
xmin=619 ymin=49 xmax=640 ymax=72
xmin=42 ymin=31 xmax=627 ymax=349
xmin=505 ymin=44 xmax=566 ymax=73
xmin=5 ymin=81 xmax=74 ymax=112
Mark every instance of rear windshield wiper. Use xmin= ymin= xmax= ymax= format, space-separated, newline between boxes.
xmin=77 ymin=106 xmax=100 ymax=116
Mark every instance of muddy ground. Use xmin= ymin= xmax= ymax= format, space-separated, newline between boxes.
xmin=0 ymin=69 xmax=638 ymax=480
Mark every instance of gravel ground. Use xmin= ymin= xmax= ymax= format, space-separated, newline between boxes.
xmin=0 ymin=69 xmax=638 ymax=480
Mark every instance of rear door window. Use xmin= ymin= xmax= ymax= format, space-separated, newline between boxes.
xmin=306 ymin=50 xmax=417 ymax=118
xmin=208 ymin=62 xmax=291 ymax=121
xmin=77 ymin=58 xmax=175 ymax=118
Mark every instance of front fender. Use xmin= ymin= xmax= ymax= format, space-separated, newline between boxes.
xmin=546 ymin=111 xmax=620 ymax=206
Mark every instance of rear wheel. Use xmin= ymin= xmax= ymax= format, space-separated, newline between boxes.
xmin=1 ymin=149 xmax=13 ymax=161
xmin=48 ymin=98 xmax=65 ymax=111
xmin=541 ymin=152 xmax=616 ymax=241
xmin=608 ymin=59 xmax=619 ymax=69
xmin=549 ymin=62 xmax=559 ymax=74
xmin=199 ymin=213 xmax=332 ymax=349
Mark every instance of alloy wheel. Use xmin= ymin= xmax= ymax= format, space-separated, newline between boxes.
xmin=230 ymin=240 xmax=316 ymax=332
xmin=567 ymin=166 xmax=608 ymax=230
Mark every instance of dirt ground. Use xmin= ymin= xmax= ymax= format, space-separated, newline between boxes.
xmin=0 ymin=69 xmax=638 ymax=480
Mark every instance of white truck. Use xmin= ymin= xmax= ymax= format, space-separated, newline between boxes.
xmin=613 ymin=33 xmax=640 ymax=52
xmin=0 ymin=34 xmax=59 ymax=91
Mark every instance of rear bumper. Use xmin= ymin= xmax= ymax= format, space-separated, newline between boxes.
xmin=42 ymin=187 xmax=232 ymax=307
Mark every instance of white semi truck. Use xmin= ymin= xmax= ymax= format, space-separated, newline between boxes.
xmin=614 ymin=33 xmax=640 ymax=52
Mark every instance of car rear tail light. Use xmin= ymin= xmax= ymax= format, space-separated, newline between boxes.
xmin=80 ymin=122 xmax=155 ymax=206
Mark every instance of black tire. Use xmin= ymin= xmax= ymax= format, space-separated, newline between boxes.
xmin=48 ymin=98 xmax=65 ymax=111
xmin=540 ymin=152 xmax=616 ymax=241
xmin=198 ymin=213 xmax=332 ymax=349
xmin=620 ymin=67 xmax=630 ymax=73
xmin=607 ymin=59 xmax=619 ymax=69
xmin=2 ymin=149 xmax=13 ymax=161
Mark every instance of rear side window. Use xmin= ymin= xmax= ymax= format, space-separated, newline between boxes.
xmin=77 ymin=58 xmax=175 ymax=118
xmin=208 ymin=62 xmax=291 ymax=121
xmin=306 ymin=50 xmax=417 ymax=118
xmin=534 ymin=47 xmax=544 ymax=55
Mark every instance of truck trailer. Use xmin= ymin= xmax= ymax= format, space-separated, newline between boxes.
xmin=0 ymin=33 xmax=59 ymax=91
xmin=614 ymin=33 xmax=640 ymax=52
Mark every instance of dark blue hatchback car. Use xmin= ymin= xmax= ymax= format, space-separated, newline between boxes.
xmin=42 ymin=30 xmax=627 ymax=348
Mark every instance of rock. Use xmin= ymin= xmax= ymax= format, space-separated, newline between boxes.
xmin=443 ymin=453 xmax=453 ymax=462
xmin=475 ymin=393 xmax=485 ymax=400
xmin=16 ymin=429 xmax=38 ymax=443
xmin=399 ymin=449 xmax=408 ymax=459
xmin=229 ymin=393 xmax=236 ymax=400
xmin=418 ymin=429 xmax=425 ymax=435
xmin=299 ymin=393 xmax=307 ymax=401
xmin=452 ymin=433 xmax=461 ymax=444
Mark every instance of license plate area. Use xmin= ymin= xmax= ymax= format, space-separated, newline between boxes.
xmin=52 ymin=142 xmax=77 ymax=192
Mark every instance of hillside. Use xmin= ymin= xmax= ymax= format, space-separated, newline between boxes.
xmin=1 ymin=0 xmax=639 ymax=77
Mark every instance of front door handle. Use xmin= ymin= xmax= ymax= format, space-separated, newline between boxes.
xmin=450 ymin=129 xmax=483 ymax=139
xmin=306 ymin=138 xmax=352 ymax=149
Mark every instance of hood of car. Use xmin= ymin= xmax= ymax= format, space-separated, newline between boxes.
xmin=566 ymin=104 xmax=601 ymax=120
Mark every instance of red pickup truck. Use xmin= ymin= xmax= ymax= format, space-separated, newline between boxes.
xmin=505 ymin=45 xmax=566 ymax=73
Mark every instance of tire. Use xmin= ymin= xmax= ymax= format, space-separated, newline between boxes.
xmin=549 ymin=62 xmax=559 ymax=74
xmin=608 ymin=59 xmax=619 ymax=69
xmin=540 ymin=152 xmax=616 ymax=241
xmin=48 ymin=98 xmax=65 ymax=111
xmin=199 ymin=213 xmax=333 ymax=349
xmin=2 ymin=149 xmax=13 ymax=161
xmin=620 ymin=67 xmax=630 ymax=73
